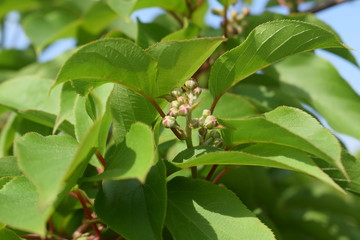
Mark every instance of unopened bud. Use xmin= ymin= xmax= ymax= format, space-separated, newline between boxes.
xmin=190 ymin=118 xmax=200 ymax=128
xmin=171 ymin=87 xmax=183 ymax=97
xmin=177 ymin=96 xmax=187 ymax=104
xmin=193 ymin=87 xmax=202 ymax=97
xmin=169 ymin=108 xmax=178 ymax=117
xmin=185 ymin=79 xmax=198 ymax=90
xmin=203 ymin=115 xmax=218 ymax=129
xmin=198 ymin=128 xmax=207 ymax=136
xmin=202 ymin=109 xmax=211 ymax=118
xmin=209 ymin=130 xmax=221 ymax=139
xmin=214 ymin=138 xmax=223 ymax=147
xmin=170 ymin=100 xmax=180 ymax=109
xmin=178 ymin=104 xmax=191 ymax=116
xmin=162 ymin=116 xmax=176 ymax=128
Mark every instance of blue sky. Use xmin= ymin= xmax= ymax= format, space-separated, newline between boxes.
xmin=2 ymin=0 xmax=359 ymax=153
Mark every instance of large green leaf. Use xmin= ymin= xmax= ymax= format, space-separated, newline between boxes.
xmin=88 ymin=122 xmax=156 ymax=183
xmin=0 ymin=176 xmax=51 ymax=235
xmin=0 ymin=228 xmax=23 ymax=240
xmin=265 ymin=53 xmax=360 ymax=140
xmin=146 ymin=37 xmax=223 ymax=96
xmin=0 ymin=48 xmax=36 ymax=70
xmin=0 ymin=156 xmax=22 ymax=177
xmin=110 ymin=85 xmax=158 ymax=144
xmin=54 ymin=38 xmax=158 ymax=97
xmin=172 ymin=144 xmax=343 ymax=192
xmin=209 ymin=20 xmax=348 ymax=99
xmin=242 ymin=12 xmax=358 ymax=66
xmin=166 ymin=177 xmax=275 ymax=239
xmin=95 ymin=161 xmax=166 ymax=240
xmin=15 ymin=134 xmax=78 ymax=207
xmin=220 ymin=106 xmax=346 ymax=177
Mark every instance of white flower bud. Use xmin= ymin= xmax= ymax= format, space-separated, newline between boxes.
xmin=170 ymin=100 xmax=180 ymax=109
xmin=185 ymin=79 xmax=198 ymax=90
xmin=171 ymin=87 xmax=183 ymax=97
xmin=169 ymin=108 xmax=178 ymax=117
xmin=193 ymin=87 xmax=202 ymax=97
xmin=203 ymin=115 xmax=217 ymax=129
xmin=162 ymin=116 xmax=176 ymax=128
xmin=202 ymin=109 xmax=211 ymax=118
xmin=177 ymin=96 xmax=187 ymax=104
xmin=178 ymin=104 xmax=191 ymax=116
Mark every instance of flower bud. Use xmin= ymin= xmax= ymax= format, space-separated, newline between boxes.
xmin=171 ymin=87 xmax=183 ymax=97
xmin=169 ymin=108 xmax=178 ymax=117
xmin=190 ymin=118 xmax=200 ymax=129
xmin=177 ymin=96 xmax=187 ymax=104
xmin=203 ymin=115 xmax=217 ymax=129
xmin=170 ymin=100 xmax=180 ymax=109
xmin=202 ymin=109 xmax=211 ymax=118
xmin=213 ymin=138 xmax=223 ymax=148
xmin=193 ymin=87 xmax=202 ymax=97
xmin=162 ymin=116 xmax=176 ymax=128
xmin=209 ymin=130 xmax=221 ymax=139
xmin=185 ymin=79 xmax=198 ymax=90
xmin=178 ymin=104 xmax=191 ymax=116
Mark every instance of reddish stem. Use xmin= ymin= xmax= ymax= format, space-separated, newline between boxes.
xmin=212 ymin=167 xmax=230 ymax=184
xmin=95 ymin=151 xmax=107 ymax=168
xmin=210 ymin=96 xmax=221 ymax=114
xmin=74 ymin=190 xmax=101 ymax=239
xmin=205 ymin=165 xmax=218 ymax=181
xmin=223 ymin=5 xmax=229 ymax=38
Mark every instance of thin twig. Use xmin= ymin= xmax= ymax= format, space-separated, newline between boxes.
xmin=74 ymin=190 xmax=101 ymax=239
xmin=306 ymin=0 xmax=352 ymax=13
xmin=212 ymin=167 xmax=230 ymax=184
xmin=206 ymin=165 xmax=218 ymax=181
xmin=223 ymin=5 xmax=229 ymax=38
xmin=210 ymin=96 xmax=221 ymax=114
xmin=167 ymin=10 xmax=183 ymax=27
xmin=95 ymin=151 xmax=107 ymax=168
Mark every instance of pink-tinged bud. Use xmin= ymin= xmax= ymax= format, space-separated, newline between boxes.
xmin=213 ymin=138 xmax=223 ymax=147
xmin=171 ymin=87 xmax=183 ymax=97
xmin=169 ymin=108 xmax=178 ymax=117
xmin=178 ymin=104 xmax=191 ymax=116
xmin=177 ymin=96 xmax=187 ymax=104
xmin=193 ymin=87 xmax=202 ymax=97
xmin=190 ymin=118 xmax=200 ymax=129
xmin=162 ymin=116 xmax=176 ymax=128
xmin=185 ymin=79 xmax=198 ymax=90
xmin=170 ymin=100 xmax=180 ymax=109
xmin=203 ymin=115 xmax=217 ymax=129
xmin=209 ymin=130 xmax=220 ymax=139
xmin=202 ymin=109 xmax=211 ymax=118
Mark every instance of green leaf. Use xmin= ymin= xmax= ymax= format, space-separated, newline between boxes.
xmin=137 ymin=20 xmax=173 ymax=48
xmin=0 ymin=176 xmax=51 ymax=235
xmin=0 ymin=228 xmax=23 ymax=240
xmin=0 ymin=48 xmax=36 ymax=70
xmin=95 ymin=161 xmax=166 ymax=240
xmin=134 ymin=0 xmax=187 ymax=15
xmin=22 ymin=7 xmax=80 ymax=51
xmin=265 ymin=53 xmax=360 ymax=140
xmin=146 ymin=37 xmax=223 ymax=96
xmin=106 ymin=0 xmax=138 ymax=18
xmin=110 ymin=85 xmax=158 ymax=144
xmin=209 ymin=20 xmax=348 ymax=99
xmin=88 ymin=122 xmax=156 ymax=183
xmin=166 ymin=177 xmax=275 ymax=239
xmin=243 ymin=12 xmax=358 ymax=66
xmin=74 ymin=95 xmax=95 ymax=142
xmin=172 ymin=145 xmax=343 ymax=193
xmin=54 ymin=38 xmax=158 ymax=97
xmin=0 ymin=156 xmax=22 ymax=178
xmin=15 ymin=133 xmax=79 ymax=207
xmin=220 ymin=106 xmax=346 ymax=178
xmin=162 ymin=21 xmax=200 ymax=41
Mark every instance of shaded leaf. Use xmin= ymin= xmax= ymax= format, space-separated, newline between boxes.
xmin=95 ymin=161 xmax=166 ymax=240
xmin=166 ymin=177 xmax=275 ymax=239
xmin=0 ymin=156 xmax=22 ymax=178
xmin=0 ymin=227 xmax=23 ymax=240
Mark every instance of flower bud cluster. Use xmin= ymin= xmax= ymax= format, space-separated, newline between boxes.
xmin=199 ymin=130 xmax=223 ymax=148
xmin=190 ymin=109 xmax=218 ymax=130
xmin=162 ymin=78 xmax=202 ymax=128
